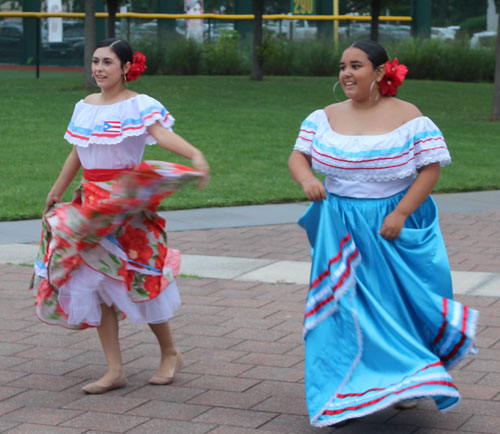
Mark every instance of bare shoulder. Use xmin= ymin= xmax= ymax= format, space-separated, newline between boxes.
xmin=324 ymin=101 xmax=349 ymax=117
xmin=83 ymin=93 xmax=100 ymax=104
xmin=124 ymin=90 xmax=139 ymax=100
xmin=390 ymin=98 xmax=423 ymax=121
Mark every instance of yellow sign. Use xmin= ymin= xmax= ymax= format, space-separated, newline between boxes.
xmin=291 ymin=0 xmax=316 ymax=15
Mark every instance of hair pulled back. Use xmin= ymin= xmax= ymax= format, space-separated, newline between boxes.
xmin=96 ymin=38 xmax=133 ymax=66
xmin=351 ymin=40 xmax=388 ymax=68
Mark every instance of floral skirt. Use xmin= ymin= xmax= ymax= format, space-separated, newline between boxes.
xmin=31 ymin=161 xmax=201 ymax=330
xmin=299 ymin=191 xmax=478 ymax=427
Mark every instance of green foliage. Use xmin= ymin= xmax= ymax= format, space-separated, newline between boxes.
xmin=456 ymin=15 xmax=487 ymax=40
xmin=137 ymin=33 xmax=495 ymax=83
xmin=202 ymin=29 xmax=250 ymax=75
xmin=132 ymin=36 xmax=168 ymax=75
xmin=296 ymin=41 xmax=339 ymax=76
xmin=431 ymin=0 xmax=487 ymax=27
xmin=390 ymin=38 xmax=495 ymax=82
xmin=166 ymin=37 xmax=204 ymax=75
xmin=259 ymin=33 xmax=295 ymax=75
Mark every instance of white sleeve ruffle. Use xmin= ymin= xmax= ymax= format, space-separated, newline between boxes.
xmin=293 ymin=110 xmax=323 ymax=155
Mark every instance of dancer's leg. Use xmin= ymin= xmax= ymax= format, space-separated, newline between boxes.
xmin=82 ymin=303 xmax=126 ymax=393
xmin=148 ymin=321 xmax=183 ymax=383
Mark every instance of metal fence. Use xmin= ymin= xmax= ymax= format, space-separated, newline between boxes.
xmin=0 ymin=11 xmax=412 ymax=71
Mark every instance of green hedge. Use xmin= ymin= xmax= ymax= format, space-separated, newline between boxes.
xmin=134 ymin=33 xmax=496 ymax=83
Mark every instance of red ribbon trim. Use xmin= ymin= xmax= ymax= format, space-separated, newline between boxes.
xmin=83 ymin=168 xmax=131 ymax=182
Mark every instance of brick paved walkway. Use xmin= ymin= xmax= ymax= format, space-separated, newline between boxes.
xmin=169 ymin=210 xmax=500 ymax=272
xmin=0 ymin=209 xmax=499 ymax=433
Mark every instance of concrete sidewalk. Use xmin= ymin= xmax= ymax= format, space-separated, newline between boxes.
xmin=0 ymin=191 xmax=499 ymax=433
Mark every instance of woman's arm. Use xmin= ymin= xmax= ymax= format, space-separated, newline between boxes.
xmin=147 ymin=122 xmax=209 ymax=188
xmin=288 ymin=150 xmax=326 ymax=201
xmin=379 ymin=162 xmax=441 ymax=240
xmin=44 ymin=147 xmax=81 ymax=214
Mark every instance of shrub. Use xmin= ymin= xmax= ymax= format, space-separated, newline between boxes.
xmin=132 ymin=32 xmax=495 ymax=83
xmin=165 ymin=38 xmax=204 ymax=75
xmin=260 ymin=33 xmax=295 ymax=75
xmin=456 ymin=15 xmax=487 ymax=40
xmin=132 ymin=36 xmax=167 ymax=75
xmin=390 ymin=38 xmax=495 ymax=82
xmin=295 ymin=40 xmax=341 ymax=76
xmin=202 ymin=29 xmax=250 ymax=75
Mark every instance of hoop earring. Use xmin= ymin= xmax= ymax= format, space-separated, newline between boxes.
xmin=369 ymin=80 xmax=380 ymax=102
xmin=332 ymin=80 xmax=344 ymax=102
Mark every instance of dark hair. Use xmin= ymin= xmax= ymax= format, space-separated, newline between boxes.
xmin=351 ymin=40 xmax=388 ymax=68
xmin=96 ymin=38 xmax=133 ymax=66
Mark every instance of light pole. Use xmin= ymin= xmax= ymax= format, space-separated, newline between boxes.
xmin=333 ymin=0 xmax=339 ymax=48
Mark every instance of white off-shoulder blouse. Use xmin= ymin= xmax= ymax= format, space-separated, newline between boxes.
xmin=64 ymin=94 xmax=174 ymax=169
xmin=294 ymin=110 xmax=451 ymax=198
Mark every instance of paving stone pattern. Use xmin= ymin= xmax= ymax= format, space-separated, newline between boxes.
xmin=0 ymin=209 xmax=499 ymax=433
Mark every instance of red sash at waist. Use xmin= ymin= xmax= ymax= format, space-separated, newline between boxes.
xmin=83 ymin=168 xmax=131 ymax=182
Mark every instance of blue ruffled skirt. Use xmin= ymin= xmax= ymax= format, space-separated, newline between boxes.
xmin=299 ymin=191 xmax=478 ymax=427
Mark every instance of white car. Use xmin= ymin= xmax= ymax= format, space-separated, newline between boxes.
xmin=470 ymin=30 xmax=497 ymax=48
xmin=264 ymin=19 xmax=317 ymax=40
xmin=431 ymin=27 xmax=456 ymax=41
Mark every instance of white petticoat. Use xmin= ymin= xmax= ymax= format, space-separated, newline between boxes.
xmin=58 ymin=263 xmax=181 ymax=327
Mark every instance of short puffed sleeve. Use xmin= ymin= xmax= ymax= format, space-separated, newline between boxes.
xmin=64 ymin=94 xmax=175 ymax=147
xmin=410 ymin=116 xmax=451 ymax=169
xmin=293 ymin=110 xmax=323 ymax=155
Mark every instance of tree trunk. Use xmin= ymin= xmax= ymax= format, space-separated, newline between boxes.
xmin=106 ymin=0 xmax=119 ymax=38
xmin=251 ymin=0 xmax=263 ymax=81
xmin=492 ymin=1 xmax=500 ymax=120
xmin=84 ymin=0 xmax=96 ymax=89
xmin=370 ymin=0 xmax=381 ymax=42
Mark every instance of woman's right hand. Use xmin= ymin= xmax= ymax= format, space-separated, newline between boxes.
xmin=302 ymin=177 xmax=327 ymax=201
xmin=44 ymin=192 xmax=61 ymax=215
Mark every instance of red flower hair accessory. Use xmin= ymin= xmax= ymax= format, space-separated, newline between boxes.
xmin=379 ymin=58 xmax=408 ymax=97
xmin=126 ymin=51 xmax=147 ymax=82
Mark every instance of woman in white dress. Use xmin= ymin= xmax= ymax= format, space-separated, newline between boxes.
xmin=33 ymin=38 xmax=209 ymax=394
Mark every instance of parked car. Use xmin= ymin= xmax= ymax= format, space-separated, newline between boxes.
xmin=41 ymin=26 xmax=75 ymax=58
xmin=431 ymin=26 xmax=457 ymax=41
xmin=264 ymin=19 xmax=317 ymax=40
xmin=470 ymin=30 xmax=497 ymax=48
xmin=0 ymin=22 xmax=23 ymax=59
xmin=342 ymin=22 xmax=410 ymax=43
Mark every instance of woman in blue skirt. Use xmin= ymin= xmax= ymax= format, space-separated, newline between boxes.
xmin=288 ymin=40 xmax=478 ymax=427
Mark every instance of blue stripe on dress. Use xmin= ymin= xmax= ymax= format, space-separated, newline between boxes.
xmin=312 ymin=129 xmax=443 ymax=159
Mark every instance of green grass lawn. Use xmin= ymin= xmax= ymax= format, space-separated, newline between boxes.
xmin=1 ymin=70 xmax=499 ymax=221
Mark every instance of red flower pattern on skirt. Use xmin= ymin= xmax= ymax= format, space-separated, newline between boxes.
xmin=32 ymin=161 xmax=202 ymax=329
xmin=118 ymin=262 xmax=134 ymax=290
xmin=36 ymin=279 xmax=53 ymax=305
xmin=62 ymin=255 xmax=82 ymax=274
xmin=118 ymin=225 xmax=153 ymax=266
xmin=145 ymin=216 xmax=164 ymax=239
xmin=155 ymin=242 xmax=167 ymax=269
xmin=144 ymin=274 xmax=162 ymax=298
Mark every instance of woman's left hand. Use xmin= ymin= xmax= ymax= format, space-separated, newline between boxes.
xmin=379 ymin=210 xmax=407 ymax=240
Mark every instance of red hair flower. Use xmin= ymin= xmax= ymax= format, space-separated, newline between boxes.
xmin=126 ymin=51 xmax=147 ymax=82
xmin=379 ymin=58 xmax=408 ymax=97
